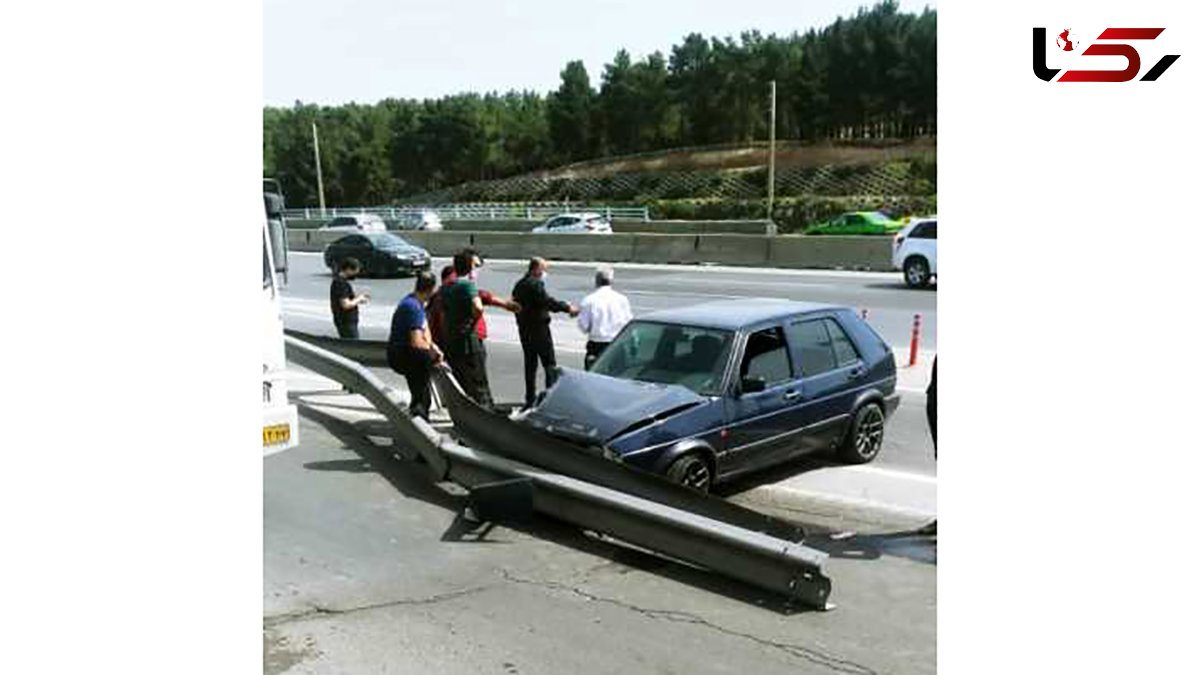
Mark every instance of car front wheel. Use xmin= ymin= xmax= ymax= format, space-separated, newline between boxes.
xmin=904 ymin=256 xmax=931 ymax=288
xmin=838 ymin=403 xmax=885 ymax=464
xmin=666 ymin=453 xmax=713 ymax=493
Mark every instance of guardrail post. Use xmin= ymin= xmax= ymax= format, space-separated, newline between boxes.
xmin=304 ymin=208 xmax=310 ymax=219
xmin=454 ymin=205 xmax=461 ymax=220
xmin=643 ymin=207 xmax=650 ymax=222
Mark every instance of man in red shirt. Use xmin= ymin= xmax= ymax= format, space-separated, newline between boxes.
xmin=427 ymin=251 xmax=519 ymax=351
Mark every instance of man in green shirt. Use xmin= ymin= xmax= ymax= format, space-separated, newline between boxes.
xmin=443 ymin=250 xmax=494 ymax=408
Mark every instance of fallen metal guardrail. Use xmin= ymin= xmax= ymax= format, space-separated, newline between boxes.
xmin=284 ymin=333 xmax=833 ymax=609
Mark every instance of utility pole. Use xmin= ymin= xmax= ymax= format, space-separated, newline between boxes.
xmin=766 ymin=80 xmax=777 ymax=232
xmin=312 ymin=121 xmax=326 ymax=215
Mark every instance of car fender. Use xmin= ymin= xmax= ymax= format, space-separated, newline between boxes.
xmin=850 ymin=387 xmax=890 ymax=418
xmin=650 ymin=437 xmax=717 ymax=475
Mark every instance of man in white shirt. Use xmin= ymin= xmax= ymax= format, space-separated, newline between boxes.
xmin=577 ymin=265 xmax=633 ymax=370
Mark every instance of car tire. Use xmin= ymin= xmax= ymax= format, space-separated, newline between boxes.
xmin=903 ymin=256 xmax=930 ymax=288
xmin=666 ymin=453 xmax=713 ymax=493
xmin=838 ymin=402 xmax=885 ymax=464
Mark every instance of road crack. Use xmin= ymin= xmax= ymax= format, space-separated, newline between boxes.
xmin=263 ymin=585 xmax=490 ymax=628
xmin=499 ymin=569 xmax=877 ymax=675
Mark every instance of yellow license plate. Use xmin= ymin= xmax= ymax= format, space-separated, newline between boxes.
xmin=263 ymin=424 xmax=291 ymax=447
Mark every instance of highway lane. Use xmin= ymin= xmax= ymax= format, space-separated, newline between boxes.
xmin=285 ymin=252 xmax=937 ymax=351
xmin=281 ymin=252 xmax=937 ymax=478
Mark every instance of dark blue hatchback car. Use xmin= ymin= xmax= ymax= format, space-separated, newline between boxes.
xmin=519 ymin=300 xmax=900 ymax=492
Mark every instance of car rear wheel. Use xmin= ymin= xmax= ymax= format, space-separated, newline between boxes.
xmin=666 ymin=453 xmax=712 ymax=493
xmin=904 ymin=256 xmax=930 ymax=288
xmin=838 ymin=403 xmax=885 ymax=464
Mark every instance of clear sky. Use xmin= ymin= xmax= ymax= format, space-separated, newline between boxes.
xmin=264 ymin=0 xmax=936 ymax=107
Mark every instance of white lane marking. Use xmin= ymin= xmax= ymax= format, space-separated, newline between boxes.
xmin=839 ymin=465 xmax=938 ymax=484
xmin=623 ymin=290 xmax=792 ymax=301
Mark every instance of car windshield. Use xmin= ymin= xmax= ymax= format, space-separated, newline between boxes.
xmin=365 ymin=232 xmax=407 ymax=248
xmin=589 ymin=321 xmax=734 ymax=396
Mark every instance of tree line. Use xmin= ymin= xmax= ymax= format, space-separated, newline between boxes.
xmin=264 ymin=1 xmax=936 ymax=207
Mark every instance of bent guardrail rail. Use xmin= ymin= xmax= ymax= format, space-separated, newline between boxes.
xmin=284 ymin=332 xmax=833 ymax=609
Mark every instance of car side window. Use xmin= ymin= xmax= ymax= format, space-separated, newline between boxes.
xmin=740 ymin=327 xmax=793 ymax=386
xmin=794 ymin=320 xmax=838 ymax=377
xmin=911 ymin=221 xmax=937 ymax=239
xmin=825 ymin=319 xmax=861 ymax=367
xmin=346 ymin=235 xmax=366 ymax=246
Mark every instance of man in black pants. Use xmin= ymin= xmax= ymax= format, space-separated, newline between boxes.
xmin=919 ymin=357 xmax=937 ymax=535
xmin=330 ymin=258 xmax=369 ymax=339
xmin=387 ymin=271 xmax=441 ymax=421
xmin=443 ymin=251 xmax=494 ymax=408
xmin=512 ymin=257 xmax=578 ymax=409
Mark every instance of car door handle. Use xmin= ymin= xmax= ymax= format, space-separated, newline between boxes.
xmin=848 ymin=366 xmax=866 ymax=379
xmin=783 ymin=390 xmax=801 ymax=400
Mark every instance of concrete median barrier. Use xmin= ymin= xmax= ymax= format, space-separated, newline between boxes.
xmin=631 ymin=234 xmax=700 ymax=264
xmin=288 ymin=229 xmax=891 ymax=271
xmin=768 ymin=235 xmax=893 ymax=271
xmin=696 ymin=235 xmax=770 ymax=266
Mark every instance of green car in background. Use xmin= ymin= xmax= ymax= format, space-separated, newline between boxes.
xmin=807 ymin=211 xmax=905 ymax=235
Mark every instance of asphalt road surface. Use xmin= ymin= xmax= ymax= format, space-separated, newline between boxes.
xmin=265 ymin=399 xmax=936 ymax=674
xmin=281 ymin=252 xmax=937 ymax=477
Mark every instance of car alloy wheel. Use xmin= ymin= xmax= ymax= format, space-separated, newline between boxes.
xmin=667 ymin=454 xmax=712 ymax=493
xmin=839 ymin=403 xmax=884 ymax=464
xmin=904 ymin=257 xmax=930 ymax=288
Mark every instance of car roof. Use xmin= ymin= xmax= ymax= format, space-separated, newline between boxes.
xmin=637 ymin=299 xmax=845 ymax=330
xmin=553 ymin=212 xmax=602 ymax=219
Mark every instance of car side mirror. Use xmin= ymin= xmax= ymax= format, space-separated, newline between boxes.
xmin=739 ymin=376 xmax=766 ymax=395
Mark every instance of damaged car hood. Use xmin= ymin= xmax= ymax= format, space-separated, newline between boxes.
xmin=522 ymin=369 xmax=707 ymax=445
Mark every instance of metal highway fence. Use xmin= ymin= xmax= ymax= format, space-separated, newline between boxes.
xmin=283 ymin=203 xmax=650 ymax=222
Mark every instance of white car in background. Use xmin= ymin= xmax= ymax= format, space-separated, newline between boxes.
xmin=532 ymin=212 xmax=613 ymax=234
xmin=318 ymin=213 xmax=388 ymax=233
xmin=892 ymin=216 xmax=937 ymax=288
xmin=397 ymin=209 xmax=444 ymax=231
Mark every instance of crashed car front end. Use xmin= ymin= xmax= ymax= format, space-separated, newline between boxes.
xmin=519 ymin=368 xmax=722 ymax=470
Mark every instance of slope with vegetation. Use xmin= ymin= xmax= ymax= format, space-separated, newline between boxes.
xmin=263 ymin=1 xmax=936 ymax=213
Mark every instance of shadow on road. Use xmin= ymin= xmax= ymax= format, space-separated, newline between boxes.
xmin=294 ymin=402 xmax=819 ymax=616
xmin=863 ymin=281 xmax=937 ymax=292
xmin=807 ymin=530 xmax=936 ymax=566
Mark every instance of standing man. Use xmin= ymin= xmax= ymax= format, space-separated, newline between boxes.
xmin=919 ymin=356 xmax=937 ymax=536
xmin=387 ymin=271 xmax=442 ymax=421
xmin=425 ymin=265 xmax=456 ymax=354
xmin=461 ymin=247 xmax=521 ymax=340
xmin=577 ymin=265 xmax=633 ymax=370
xmin=330 ymin=258 xmax=369 ymax=339
xmin=512 ymin=257 xmax=578 ymax=409
xmin=442 ymin=251 xmax=495 ymax=408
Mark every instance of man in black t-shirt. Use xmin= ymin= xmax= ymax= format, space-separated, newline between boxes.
xmin=330 ymin=258 xmax=369 ymax=339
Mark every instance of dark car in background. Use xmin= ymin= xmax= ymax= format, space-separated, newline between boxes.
xmin=517 ymin=300 xmax=900 ymax=492
xmin=323 ymin=232 xmax=432 ymax=277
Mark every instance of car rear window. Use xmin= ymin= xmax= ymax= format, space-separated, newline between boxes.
xmin=794 ymin=320 xmax=838 ymax=377
xmin=825 ymin=319 xmax=861 ymax=367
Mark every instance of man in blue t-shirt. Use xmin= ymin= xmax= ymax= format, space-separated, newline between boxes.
xmin=387 ymin=271 xmax=441 ymax=421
